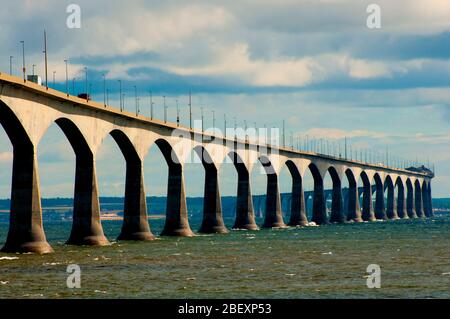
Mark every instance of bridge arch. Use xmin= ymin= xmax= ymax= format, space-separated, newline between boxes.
xmin=360 ymin=171 xmax=376 ymax=221
xmin=327 ymin=166 xmax=345 ymax=223
xmin=384 ymin=175 xmax=398 ymax=219
xmin=308 ymin=162 xmax=328 ymax=225
xmin=151 ymin=138 xmax=194 ymax=236
xmin=52 ymin=117 xmax=110 ymax=246
xmin=395 ymin=177 xmax=408 ymax=218
xmin=405 ymin=178 xmax=417 ymax=218
xmin=284 ymin=160 xmax=308 ymax=226
xmin=345 ymin=168 xmax=362 ymax=222
xmin=373 ymin=173 xmax=386 ymax=220
xmin=414 ymin=179 xmax=425 ymax=217
xmin=0 ymin=100 xmax=52 ymax=253
xmin=193 ymin=145 xmax=228 ymax=234
xmin=99 ymin=129 xmax=154 ymax=241
xmin=228 ymin=151 xmax=258 ymax=230
xmin=258 ymin=155 xmax=285 ymax=228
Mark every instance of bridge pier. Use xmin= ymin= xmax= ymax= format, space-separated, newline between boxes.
xmin=426 ymin=184 xmax=434 ymax=217
xmin=262 ymin=173 xmax=286 ymax=228
xmin=415 ymin=183 xmax=425 ymax=218
xmin=117 ymin=160 xmax=154 ymax=241
xmin=346 ymin=177 xmax=362 ymax=222
xmin=160 ymin=164 xmax=194 ymax=236
xmin=329 ymin=177 xmax=345 ymax=223
xmin=233 ymin=166 xmax=258 ymax=230
xmin=199 ymin=163 xmax=228 ymax=234
xmin=396 ymin=181 xmax=408 ymax=219
xmin=386 ymin=182 xmax=398 ymax=219
xmin=362 ymin=183 xmax=376 ymax=221
xmin=406 ymin=183 xmax=418 ymax=218
xmin=311 ymin=177 xmax=328 ymax=225
xmin=288 ymin=175 xmax=308 ymax=226
xmin=374 ymin=182 xmax=387 ymax=220
xmin=1 ymin=149 xmax=53 ymax=254
xmin=67 ymin=157 xmax=110 ymax=246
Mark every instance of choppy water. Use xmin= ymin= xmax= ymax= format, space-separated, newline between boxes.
xmin=0 ymin=214 xmax=449 ymax=299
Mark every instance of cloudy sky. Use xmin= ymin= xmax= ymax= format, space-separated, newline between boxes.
xmin=1 ymin=0 xmax=450 ymax=198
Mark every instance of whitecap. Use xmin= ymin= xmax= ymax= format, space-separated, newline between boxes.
xmin=321 ymin=252 xmax=333 ymax=255
xmin=0 ymin=257 xmax=19 ymax=261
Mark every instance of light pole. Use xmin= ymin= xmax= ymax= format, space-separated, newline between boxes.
xmin=118 ymin=80 xmax=122 ymax=111
xmin=106 ymin=89 xmax=110 ymax=105
xmin=72 ymin=77 xmax=76 ymax=95
xmin=122 ymin=93 xmax=126 ymax=111
xmin=84 ymin=67 xmax=88 ymax=100
xmin=163 ymin=96 xmax=167 ymax=123
xmin=201 ymin=106 xmax=204 ymax=132
xmin=53 ymin=71 xmax=56 ymax=87
xmin=20 ymin=41 xmax=25 ymax=81
xmin=189 ymin=91 xmax=192 ymax=129
xmin=9 ymin=56 xmax=13 ymax=75
xmin=64 ymin=59 xmax=69 ymax=96
xmin=134 ymin=85 xmax=138 ymax=115
xmin=176 ymin=99 xmax=180 ymax=126
xmin=43 ymin=30 xmax=48 ymax=89
xmin=149 ymin=90 xmax=154 ymax=119
xmin=102 ymin=74 xmax=106 ymax=106
xmin=32 ymin=64 xmax=36 ymax=76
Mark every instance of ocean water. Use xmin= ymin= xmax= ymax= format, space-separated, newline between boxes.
xmin=0 ymin=214 xmax=449 ymax=299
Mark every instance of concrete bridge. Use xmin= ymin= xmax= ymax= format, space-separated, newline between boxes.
xmin=0 ymin=73 xmax=434 ymax=254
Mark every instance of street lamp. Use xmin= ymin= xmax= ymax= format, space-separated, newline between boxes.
xmin=32 ymin=64 xmax=36 ymax=76
xmin=118 ymin=80 xmax=122 ymax=111
xmin=163 ymin=96 xmax=167 ymax=123
xmin=84 ymin=67 xmax=88 ymax=100
xmin=9 ymin=56 xmax=13 ymax=75
xmin=64 ymin=60 xmax=68 ymax=96
xmin=53 ymin=71 xmax=56 ymax=87
xmin=102 ymin=74 xmax=106 ymax=106
xmin=20 ymin=41 xmax=25 ymax=81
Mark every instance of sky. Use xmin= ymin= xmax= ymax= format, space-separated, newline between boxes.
xmin=1 ymin=0 xmax=450 ymax=198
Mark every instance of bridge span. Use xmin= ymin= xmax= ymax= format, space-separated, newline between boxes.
xmin=0 ymin=73 xmax=434 ymax=253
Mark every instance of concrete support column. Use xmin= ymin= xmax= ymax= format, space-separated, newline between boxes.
xmin=67 ymin=156 xmax=110 ymax=246
xmin=311 ymin=177 xmax=328 ymax=225
xmin=421 ymin=185 xmax=429 ymax=219
xmin=117 ymin=160 xmax=154 ymax=241
xmin=233 ymin=169 xmax=258 ymax=230
xmin=406 ymin=185 xmax=417 ymax=218
xmin=427 ymin=184 xmax=434 ymax=217
xmin=160 ymin=164 xmax=194 ymax=236
xmin=362 ymin=184 xmax=376 ymax=221
xmin=347 ymin=182 xmax=362 ymax=222
xmin=262 ymin=173 xmax=285 ymax=228
xmin=374 ymin=183 xmax=387 ymax=220
xmin=199 ymin=166 xmax=228 ymax=234
xmin=415 ymin=185 xmax=425 ymax=218
xmin=288 ymin=176 xmax=308 ymax=226
xmin=386 ymin=185 xmax=398 ymax=219
xmin=396 ymin=183 xmax=408 ymax=219
xmin=1 ymin=148 xmax=53 ymax=254
xmin=329 ymin=180 xmax=345 ymax=223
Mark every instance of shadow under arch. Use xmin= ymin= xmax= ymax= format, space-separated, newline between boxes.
xmin=154 ymin=138 xmax=194 ymax=236
xmin=284 ymin=160 xmax=308 ymax=226
xmin=54 ymin=117 xmax=110 ymax=246
xmin=414 ymin=179 xmax=425 ymax=217
xmin=405 ymin=179 xmax=417 ymax=218
xmin=345 ymin=168 xmax=362 ymax=222
xmin=421 ymin=180 xmax=432 ymax=217
xmin=308 ymin=163 xmax=328 ymax=225
xmin=373 ymin=173 xmax=387 ymax=220
xmin=327 ymin=166 xmax=345 ymax=223
xmin=0 ymin=100 xmax=52 ymax=253
xmin=395 ymin=177 xmax=408 ymax=219
xmin=384 ymin=175 xmax=398 ymax=219
xmin=259 ymin=155 xmax=286 ymax=228
xmin=106 ymin=129 xmax=155 ymax=241
xmin=193 ymin=145 xmax=228 ymax=234
xmin=360 ymin=171 xmax=376 ymax=221
xmin=228 ymin=151 xmax=258 ymax=230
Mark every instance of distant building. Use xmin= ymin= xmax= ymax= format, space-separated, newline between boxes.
xmin=27 ymin=75 xmax=42 ymax=85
